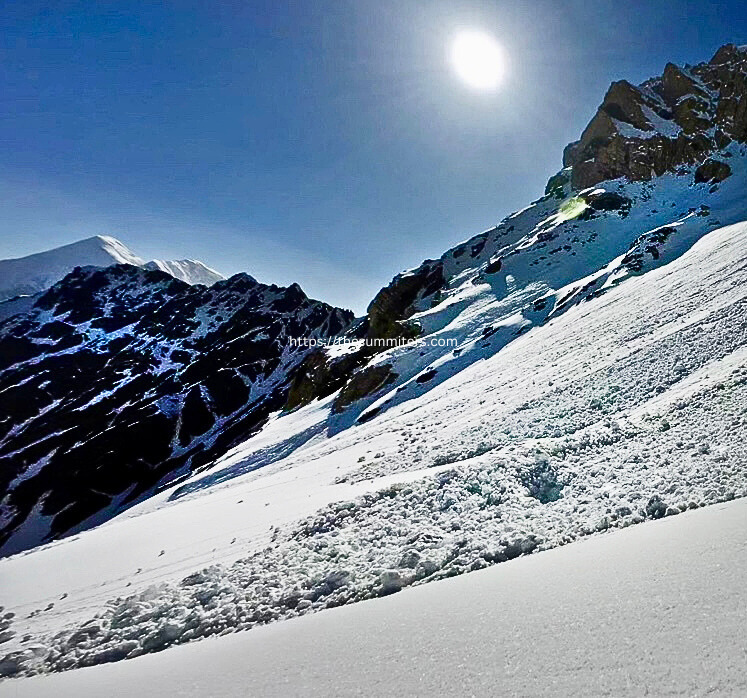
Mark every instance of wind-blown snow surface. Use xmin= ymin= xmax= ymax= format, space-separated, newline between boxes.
xmin=1 ymin=217 xmax=746 ymax=677
xmin=7 ymin=497 xmax=747 ymax=697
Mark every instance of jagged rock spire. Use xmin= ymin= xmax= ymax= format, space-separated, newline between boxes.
xmin=560 ymin=44 xmax=747 ymax=190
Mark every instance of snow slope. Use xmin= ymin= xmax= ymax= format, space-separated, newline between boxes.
xmin=3 ymin=44 xmax=747 ymax=682
xmin=1 ymin=217 xmax=746 ymax=676
xmin=6 ymin=496 xmax=747 ymax=697
xmin=0 ymin=236 xmax=224 ymax=304
xmin=143 ymin=259 xmax=224 ymax=286
xmin=0 ymin=236 xmax=143 ymax=302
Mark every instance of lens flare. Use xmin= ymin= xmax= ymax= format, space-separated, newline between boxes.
xmin=557 ymin=196 xmax=589 ymax=222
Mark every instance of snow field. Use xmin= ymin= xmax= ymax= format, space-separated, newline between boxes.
xmin=2 ymin=219 xmax=746 ymax=677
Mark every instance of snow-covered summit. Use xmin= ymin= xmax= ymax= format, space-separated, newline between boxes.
xmin=144 ymin=259 xmax=224 ymax=287
xmin=0 ymin=235 xmax=144 ymax=302
xmin=0 ymin=235 xmax=225 ymax=303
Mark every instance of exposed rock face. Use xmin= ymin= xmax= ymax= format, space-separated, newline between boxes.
xmin=579 ymin=189 xmax=632 ymax=219
xmin=544 ymin=170 xmax=571 ymax=198
xmin=660 ymin=62 xmax=709 ymax=105
xmin=0 ymin=265 xmax=352 ymax=554
xmin=561 ymin=44 xmax=747 ymax=190
xmin=694 ymin=158 xmax=732 ymax=183
xmin=366 ymin=261 xmax=444 ymax=340
xmin=285 ymin=349 xmax=369 ymax=411
xmin=333 ymin=364 xmax=398 ymax=413
xmin=584 ymin=190 xmax=631 ymax=213
xmin=285 ymin=260 xmax=445 ymax=412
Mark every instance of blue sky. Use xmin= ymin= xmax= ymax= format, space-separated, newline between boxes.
xmin=1 ymin=1 xmax=745 ymax=313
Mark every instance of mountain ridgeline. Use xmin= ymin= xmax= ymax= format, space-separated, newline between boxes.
xmin=2 ymin=43 xmax=747 ymax=555
xmin=285 ymin=44 xmax=747 ymax=414
xmin=0 ymin=266 xmax=352 ymax=554
xmin=0 ymin=235 xmax=225 ymax=304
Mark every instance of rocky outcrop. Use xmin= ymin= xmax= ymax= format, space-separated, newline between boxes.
xmin=333 ymin=364 xmax=398 ymax=413
xmin=366 ymin=261 xmax=444 ymax=340
xmin=544 ymin=170 xmax=571 ymax=198
xmin=284 ymin=260 xmax=445 ymax=413
xmin=660 ymin=62 xmax=708 ymax=104
xmin=561 ymin=80 xmax=661 ymax=173
xmin=0 ymin=266 xmax=353 ymax=554
xmin=694 ymin=158 xmax=732 ymax=184
xmin=581 ymin=190 xmax=632 ymax=215
xmin=560 ymin=44 xmax=747 ymax=190
xmin=285 ymin=349 xmax=369 ymax=411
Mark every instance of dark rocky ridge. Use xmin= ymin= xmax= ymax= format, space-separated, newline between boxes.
xmin=562 ymin=44 xmax=747 ymax=190
xmin=0 ymin=265 xmax=352 ymax=554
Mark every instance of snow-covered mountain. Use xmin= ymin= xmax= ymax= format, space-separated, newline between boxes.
xmin=0 ymin=235 xmax=224 ymax=304
xmin=143 ymin=259 xmax=224 ymax=287
xmin=2 ymin=43 xmax=747 ymax=681
xmin=0 ymin=267 xmax=352 ymax=555
xmin=0 ymin=236 xmax=143 ymax=302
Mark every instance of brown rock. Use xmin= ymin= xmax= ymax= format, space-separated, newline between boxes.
xmin=673 ymin=96 xmax=712 ymax=134
xmin=285 ymin=350 xmax=367 ymax=410
xmin=333 ymin=363 xmax=397 ymax=413
xmin=562 ymin=44 xmax=747 ymax=190
xmin=660 ymin=63 xmax=707 ymax=104
xmin=284 ymin=261 xmax=443 ymax=412
xmin=709 ymin=44 xmax=740 ymax=65
xmin=366 ymin=261 xmax=443 ymax=340
xmin=599 ymin=80 xmax=654 ymax=131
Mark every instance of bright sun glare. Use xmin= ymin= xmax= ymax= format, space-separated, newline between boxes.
xmin=451 ymin=30 xmax=505 ymax=90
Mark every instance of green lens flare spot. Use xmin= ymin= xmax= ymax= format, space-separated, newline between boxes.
xmin=557 ymin=196 xmax=588 ymax=222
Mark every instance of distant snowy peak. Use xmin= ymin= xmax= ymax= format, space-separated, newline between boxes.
xmin=144 ymin=259 xmax=225 ymax=286
xmin=0 ymin=235 xmax=144 ymax=302
xmin=93 ymin=235 xmax=146 ymax=266
xmin=0 ymin=235 xmax=224 ymax=303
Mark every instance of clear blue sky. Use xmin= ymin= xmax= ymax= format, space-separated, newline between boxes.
xmin=1 ymin=1 xmax=745 ymax=313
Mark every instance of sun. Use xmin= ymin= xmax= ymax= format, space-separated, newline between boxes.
xmin=450 ymin=30 xmax=505 ymax=90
